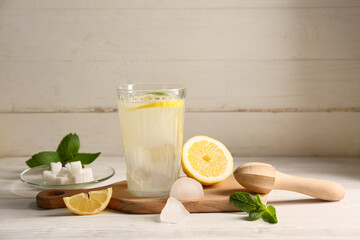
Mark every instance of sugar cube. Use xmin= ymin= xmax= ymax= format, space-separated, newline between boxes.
xmin=70 ymin=161 xmax=82 ymax=169
xmin=43 ymin=170 xmax=54 ymax=181
xmin=67 ymin=174 xmax=73 ymax=184
xmin=61 ymin=178 xmax=68 ymax=184
xmin=50 ymin=162 xmax=62 ymax=175
xmin=82 ymin=168 xmax=94 ymax=182
xmin=54 ymin=176 xmax=68 ymax=185
xmin=65 ymin=163 xmax=71 ymax=171
xmin=72 ymin=175 xmax=83 ymax=184
xmin=45 ymin=173 xmax=57 ymax=185
xmin=70 ymin=161 xmax=82 ymax=176
xmin=58 ymin=167 xmax=69 ymax=177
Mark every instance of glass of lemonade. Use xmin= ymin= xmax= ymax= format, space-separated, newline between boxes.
xmin=117 ymin=83 xmax=186 ymax=197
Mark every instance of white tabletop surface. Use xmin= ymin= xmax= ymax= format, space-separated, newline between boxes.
xmin=0 ymin=157 xmax=359 ymax=240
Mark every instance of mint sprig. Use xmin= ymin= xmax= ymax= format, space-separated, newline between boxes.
xmin=26 ymin=133 xmax=101 ymax=168
xmin=230 ymin=192 xmax=278 ymax=224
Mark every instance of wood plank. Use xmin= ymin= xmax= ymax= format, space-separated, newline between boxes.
xmin=0 ymin=8 xmax=359 ymax=61
xmin=3 ymin=0 xmax=360 ymax=9
xmin=1 ymin=60 xmax=359 ymax=112
xmin=0 ymin=112 xmax=359 ymax=157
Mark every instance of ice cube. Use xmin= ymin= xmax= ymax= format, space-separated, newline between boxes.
xmin=160 ymin=197 xmax=190 ymax=223
xmin=149 ymin=145 xmax=177 ymax=173
xmin=127 ymin=146 xmax=151 ymax=171
xmin=50 ymin=162 xmax=62 ymax=175
xmin=170 ymin=177 xmax=204 ymax=200
xmin=70 ymin=161 xmax=82 ymax=176
xmin=129 ymin=168 xmax=173 ymax=193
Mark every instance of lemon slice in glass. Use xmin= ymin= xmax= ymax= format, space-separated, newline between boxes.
xmin=130 ymin=99 xmax=184 ymax=111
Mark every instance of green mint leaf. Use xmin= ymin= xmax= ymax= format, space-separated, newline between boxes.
xmin=26 ymin=151 xmax=61 ymax=168
xmin=56 ymin=133 xmax=80 ymax=161
xmin=72 ymin=152 xmax=101 ymax=165
xmin=149 ymin=92 xmax=168 ymax=96
xmin=256 ymin=194 xmax=266 ymax=211
xmin=262 ymin=205 xmax=278 ymax=224
xmin=230 ymin=192 xmax=278 ymax=224
xmin=249 ymin=210 xmax=264 ymax=221
xmin=229 ymin=192 xmax=258 ymax=213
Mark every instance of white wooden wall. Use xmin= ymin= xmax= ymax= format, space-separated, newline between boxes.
xmin=1 ymin=0 xmax=360 ymax=157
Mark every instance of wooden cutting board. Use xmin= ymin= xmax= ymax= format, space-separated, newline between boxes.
xmin=36 ymin=176 xmax=267 ymax=213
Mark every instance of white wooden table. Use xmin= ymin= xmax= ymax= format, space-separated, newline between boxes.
xmin=1 ymin=157 xmax=359 ymax=239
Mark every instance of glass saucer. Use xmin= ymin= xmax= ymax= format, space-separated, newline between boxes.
xmin=19 ymin=164 xmax=115 ymax=189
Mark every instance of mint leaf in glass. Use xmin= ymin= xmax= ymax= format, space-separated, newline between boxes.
xmin=149 ymin=92 xmax=168 ymax=96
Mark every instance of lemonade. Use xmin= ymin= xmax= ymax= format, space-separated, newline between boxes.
xmin=117 ymin=84 xmax=186 ymax=197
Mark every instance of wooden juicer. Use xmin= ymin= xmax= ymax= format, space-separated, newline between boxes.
xmin=233 ymin=162 xmax=345 ymax=201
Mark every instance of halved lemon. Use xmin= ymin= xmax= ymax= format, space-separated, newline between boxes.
xmin=182 ymin=136 xmax=233 ymax=185
xmin=63 ymin=187 xmax=112 ymax=215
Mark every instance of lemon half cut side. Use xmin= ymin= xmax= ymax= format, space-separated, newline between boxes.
xmin=182 ymin=136 xmax=233 ymax=185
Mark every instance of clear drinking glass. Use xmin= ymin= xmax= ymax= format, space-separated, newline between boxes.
xmin=117 ymin=83 xmax=186 ymax=197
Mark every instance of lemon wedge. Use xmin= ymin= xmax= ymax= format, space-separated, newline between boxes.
xmin=182 ymin=136 xmax=233 ymax=185
xmin=63 ymin=187 xmax=112 ymax=215
xmin=130 ymin=99 xmax=184 ymax=111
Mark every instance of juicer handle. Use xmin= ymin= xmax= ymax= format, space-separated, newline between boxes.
xmin=274 ymin=171 xmax=345 ymax=201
